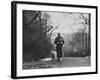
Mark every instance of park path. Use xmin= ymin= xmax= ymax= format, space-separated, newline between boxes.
xmin=41 ymin=57 xmax=91 ymax=68
xmin=23 ymin=57 xmax=91 ymax=69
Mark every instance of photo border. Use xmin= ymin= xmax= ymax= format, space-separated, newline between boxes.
xmin=11 ymin=1 xmax=98 ymax=79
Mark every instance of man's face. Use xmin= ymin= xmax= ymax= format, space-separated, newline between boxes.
xmin=58 ymin=33 xmax=61 ymax=36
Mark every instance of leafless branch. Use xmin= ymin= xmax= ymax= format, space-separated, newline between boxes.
xmin=26 ymin=11 xmax=41 ymax=25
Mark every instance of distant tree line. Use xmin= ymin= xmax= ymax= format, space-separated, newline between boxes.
xmin=64 ymin=13 xmax=91 ymax=57
xmin=67 ymin=32 xmax=91 ymax=57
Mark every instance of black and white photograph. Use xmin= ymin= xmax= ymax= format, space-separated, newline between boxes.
xmin=11 ymin=1 xmax=97 ymax=79
xmin=23 ymin=10 xmax=91 ymax=69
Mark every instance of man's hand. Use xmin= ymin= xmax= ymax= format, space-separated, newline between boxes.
xmin=56 ymin=42 xmax=59 ymax=44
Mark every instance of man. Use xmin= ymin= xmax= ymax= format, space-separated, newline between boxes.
xmin=54 ymin=33 xmax=64 ymax=61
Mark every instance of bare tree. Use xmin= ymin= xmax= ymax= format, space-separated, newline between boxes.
xmin=78 ymin=13 xmax=90 ymax=56
xmin=41 ymin=12 xmax=59 ymax=38
xmin=67 ymin=13 xmax=90 ymax=56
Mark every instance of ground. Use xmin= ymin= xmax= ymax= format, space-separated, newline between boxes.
xmin=23 ymin=57 xmax=91 ymax=69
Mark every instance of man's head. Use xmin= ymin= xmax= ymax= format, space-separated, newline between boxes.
xmin=58 ymin=33 xmax=61 ymax=36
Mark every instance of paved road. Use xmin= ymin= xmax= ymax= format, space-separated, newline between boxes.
xmin=41 ymin=57 xmax=91 ymax=68
xmin=23 ymin=57 xmax=91 ymax=69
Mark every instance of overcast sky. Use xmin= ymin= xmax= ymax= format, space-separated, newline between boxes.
xmin=46 ymin=11 xmax=89 ymax=34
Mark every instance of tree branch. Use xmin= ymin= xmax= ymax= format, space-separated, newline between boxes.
xmin=26 ymin=11 xmax=41 ymax=25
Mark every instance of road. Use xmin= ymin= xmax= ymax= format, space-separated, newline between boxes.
xmin=41 ymin=57 xmax=91 ymax=68
xmin=23 ymin=57 xmax=91 ymax=69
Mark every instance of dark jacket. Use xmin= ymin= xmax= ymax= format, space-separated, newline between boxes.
xmin=54 ymin=36 xmax=64 ymax=47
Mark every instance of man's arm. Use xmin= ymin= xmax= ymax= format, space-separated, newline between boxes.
xmin=61 ymin=37 xmax=64 ymax=44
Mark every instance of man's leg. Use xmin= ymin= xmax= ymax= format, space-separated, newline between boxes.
xmin=59 ymin=48 xmax=62 ymax=58
xmin=57 ymin=48 xmax=60 ymax=62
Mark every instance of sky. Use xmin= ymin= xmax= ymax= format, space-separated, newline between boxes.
xmin=45 ymin=11 xmax=89 ymax=34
